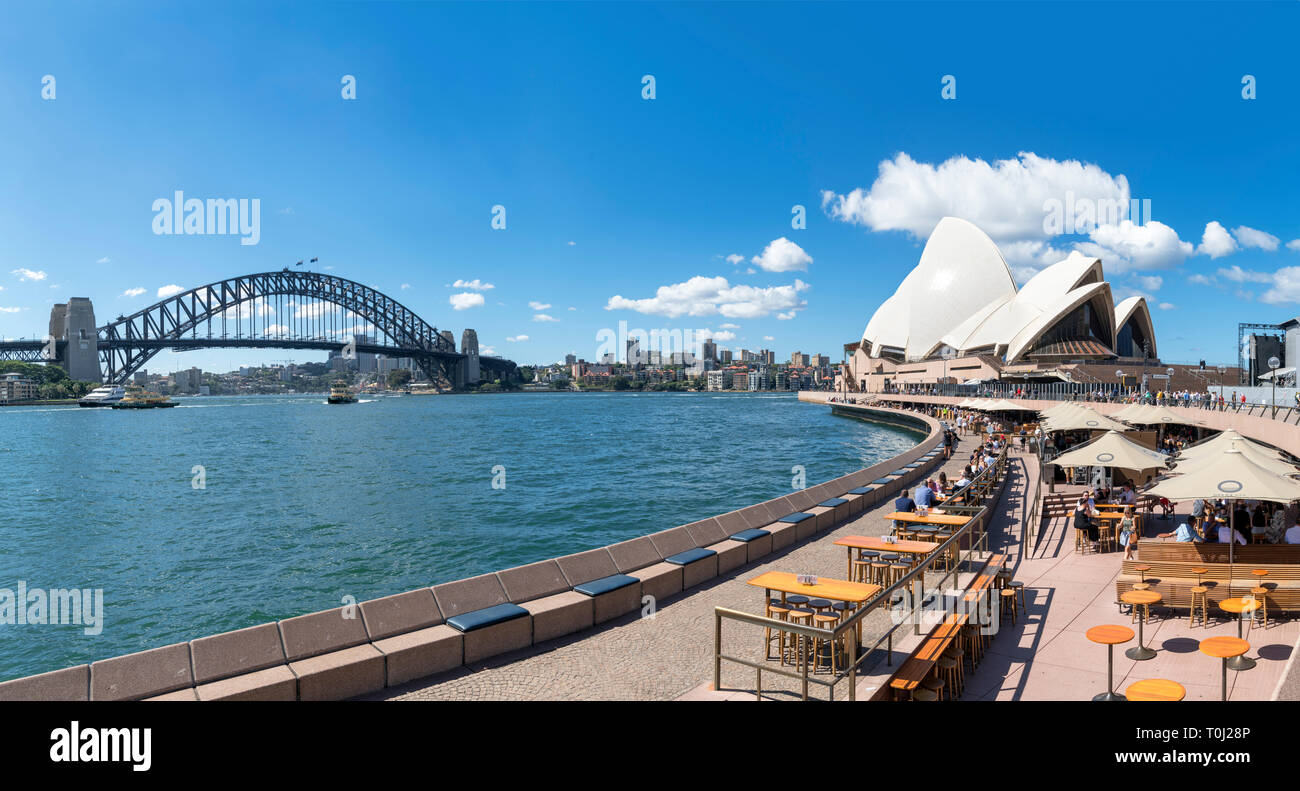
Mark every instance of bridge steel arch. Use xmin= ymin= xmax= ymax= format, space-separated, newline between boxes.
xmin=97 ymin=271 xmax=464 ymax=385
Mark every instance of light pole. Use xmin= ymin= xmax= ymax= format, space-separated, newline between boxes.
xmin=1269 ymin=355 xmax=1280 ymax=409
xmin=1116 ymin=369 xmax=1125 ymax=402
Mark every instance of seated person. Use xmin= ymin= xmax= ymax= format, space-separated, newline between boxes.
xmin=955 ymin=472 xmax=972 ymax=488
xmin=893 ymin=491 xmax=915 ymax=530
xmin=1156 ymin=517 xmax=1205 ymax=543
xmin=1074 ymin=497 xmax=1099 ymax=546
xmin=913 ymin=482 xmax=935 ymax=509
xmin=1218 ymin=522 xmax=1247 ymax=546
xmin=1286 ymin=521 xmax=1300 ymax=545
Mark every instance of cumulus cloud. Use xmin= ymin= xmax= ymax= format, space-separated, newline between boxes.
xmin=96 ymin=257 xmax=111 ymax=264
xmin=1134 ymin=275 xmax=1163 ymax=291
xmin=480 ymin=345 xmax=496 ymax=355
xmin=1075 ymin=220 xmax=1193 ymax=271
xmin=121 ymin=287 xmax=146 ymax=298
xmin=157 ymin=284 xmax=184 ymax=298
xmin=763 ymin=335 xmax=775 ymax=341
xmin=1188 ymin=273 xmax=1214 ymax=285
xmin=605 ymin=276 xmax=809 ymax=320
xmin=719 ymin=323 xmax=740 ymax=329
xmin=821 ymin=151 xmax=1129 ymax=242
xmin=506 ymin=334 xmax=529 ymax=342
xmin=776 ymin=311 xmax=796 ymax=320
xmin=452 ymin=279 xmax=494 ymax=291
xmin=1260 ymin=268 xmax=1300 ymax=305
xmin=725 ymin=254 xmax=744 ymax=265
xmin=1218 ymin=265 xmax=1272 ymax=284
xmin=1233 ymin=225 xmax=1280 ymax=251
xmin=751 ymin=238 xmax=812 ymax=272
xmin=1197 ymin=221 xmax=1238 ymax=259
xmin=533 ymin=313 xmax=558 ymax=322
xmin=529 ymin=301 xmax=551 ymax=311
xmin=712 ymin=330 xmax=737 ymax=341
xmin=449 ymin=292 xmax=485 ymax=310
xmin=400 ymin=283 xmax=411 ymax=290
xmin=11 ymin=268 xmax=47 ymax=282
xmin=1287 ymin=239 xmax=1300 ymax=252
xmin=1158 ymin=303 xmax=1175 ymax=310
xmin=0 ymin=306 xmax=24 ymax=313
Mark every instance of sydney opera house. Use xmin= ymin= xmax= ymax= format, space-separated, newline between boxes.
xmin=843 ymin=217 xmax=1229 ymax=393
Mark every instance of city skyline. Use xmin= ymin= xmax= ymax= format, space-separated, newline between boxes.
xmin=3 ymin=3 xmax=1299 ymax=373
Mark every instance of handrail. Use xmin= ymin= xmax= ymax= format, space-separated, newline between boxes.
xmin=712 ymin=446 xmax=1010 ymax=701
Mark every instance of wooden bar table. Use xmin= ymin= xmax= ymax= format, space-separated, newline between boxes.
xmin=833 ymin=535 xmax=937 ymax=581
xmin=1086 ymin=624 xmax=1134 ymax=701
xmin=883 ymin=512 xmax=971 ymax=527
xmin=1200 ymin=636 xmax=1251 ymax=701
xmin=1217 ymin=597 xmax=1260 ymax=670
xmin=747 ymin=571 xmax=882 ymax=652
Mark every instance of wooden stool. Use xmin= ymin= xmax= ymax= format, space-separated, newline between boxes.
xmin=943 ymin=646 xmax=966 ymax=693
xmin=1098 ymin=523 xmax=1116 ymax=553
xmin=765 ymin=600 xmax=791 ymax=661
xmin=1075 ymin=527 xmax=1093 ymax=553
xmin=812 ymin=611 xmax=841 ymax=673
xmin=1192 ymin=567 xmax=1208 ymax=587
xmin=1250 ymin=588 xmax=1270 ymax=628
xmin=1125 ymin=678 xmax=1186 ymax=701
xmin=921 ymin=672 xmax=946 ymax=701
xmin=937 ymin=654 xmax=961 ymax=699
xmin=962 ymin=622 xmax=983 ymax=667
xmin=1000 ymin=588 xmax=1018 ymax=625
xmin=1189 ymin=586 xmax=1209 ymax=627
xmin=851 ymin=559 xmax=873 ymax=584
xmin=886 ymin=564 xmax=908 ymax=588
xmin=870 ymin=560 xmax=891 ymax=587
xmin=786 ymin=608 xmax=814 ymax=668
xmin=1008 ymin=581 xmax=1027 ymax=612
xmin=912 ymin=687 xmax=938 ymax=701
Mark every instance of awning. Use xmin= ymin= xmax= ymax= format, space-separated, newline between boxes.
xmin=1041 ymin=405 xmax=1131 ymax=432
xmin=1146 ymin=448 xmax=1300 ymax=502
xmin=1120 ymin=404 xmax=1204 ymax=426
xmin=1051 ymin=430 xmax=1169 ymax=472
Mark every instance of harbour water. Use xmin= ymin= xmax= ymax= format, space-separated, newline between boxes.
xmin=0 ymin=391 xmax=921 ymax=681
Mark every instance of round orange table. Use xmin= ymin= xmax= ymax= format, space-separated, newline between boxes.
xmin=1200 ymin=636 xmax=1250 ymax=701
xmin=1086 ymin=625 xmax=1135 ymax=701
xmin=1120 ymin=590 xmax=1162 ymax=660
xmin=1125 ymin=678 xmax=1186 ymax=701
xmin=1218 ymin=597 xmax=1259 ymax=670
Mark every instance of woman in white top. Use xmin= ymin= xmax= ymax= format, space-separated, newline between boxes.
xmin=1217 ymin=523 xmax=1247 ymax=545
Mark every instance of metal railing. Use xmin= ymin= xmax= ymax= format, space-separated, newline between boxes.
xmin=712 ymin=447 xmax=1009 ymax=701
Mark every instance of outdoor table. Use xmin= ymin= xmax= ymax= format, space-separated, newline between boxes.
xmin=1085 ymin=624 xmax=1134 ymax=701
xmin=747 ymin=572 xmax=882 ymax=650
xmin=1119 ymin=590 xmax=1161 ymax=660
xmin=833 ymin=536 xmax=935 ymax=581
xmin=1217 ymin=597 xmax=1260 ymax=670
xmin=1199 ymin=636 xmax=1250 ymax=701
xmin=883 ymin=512 xmax=971 ymax=526
xmin=1125 ymin=678 xmax=1186 ymax=701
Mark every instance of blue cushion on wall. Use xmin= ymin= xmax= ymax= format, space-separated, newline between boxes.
xmin=777 ymin=512 xmax=815 ymax=524
xmin=847 ymin=486 xmax=875 ymax=495
xmin=573 ymin=573 xmax=639 ymax=597
xmin=872 ymin=478 xmax=894 ymax=485
xmin=445 ymin=603 xmax=530 ymax=633
xmin=665 ymin=547 xmax=717 ymax=565
xmin=729 ymin=528 xmax=771 ymax=543
xmin=819 ymin=498 xmax=848 ymax=507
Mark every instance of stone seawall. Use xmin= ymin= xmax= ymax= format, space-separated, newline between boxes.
xmin=0 ymin=398 xmax=942 ymax=701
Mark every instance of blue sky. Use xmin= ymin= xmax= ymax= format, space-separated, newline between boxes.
xmin=1 ymin=1 xmax=1298 ymax=373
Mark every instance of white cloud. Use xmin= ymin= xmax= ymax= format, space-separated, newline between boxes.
xmin=776 ymin=311 xmax=796 ymax=320
xmin=763 ymin=335 xmax=775 ymax=341
xmin=1287 ymin=239 xmax=1300 ymax=252
xmin=265 ymin=324 xmax=291 ymax=335
xmin=1233 ymin=225 xmax=1280 ymax=251
xmin=605 ymin=276 xmax=809 ymax=319
xmin=566 ymin=241 xmax=576 ymax=246
xmin=1197 ymin=221 xmax=1237 ymax=258
xmin=0 ymin=306 xmax=24 ymax=313
xmin=11 ymin=268 xmax=47 ymax=282
xmin=1075 ymin=220 xmax=1193 ymax=271
xmin=480 ymin=345 xmax=496 ymax=355
xmin=751 ymin=237 xmax=812 ymax=272
xmin=1261 ymin=268 xmax=1300 ymax=305
xmin=121 ymin=287 xmax=146 ymax=298
xmin=1134 ymin=275 xmax=1163 ymax=291
xmin=157 ymin=284 xmax=184 ymax=298
xmin=821 ymin=151 xmax=1129 ymax=242
xmin=725 ymin=254 xmax=745 ymax=265
xmin=712 ymin=330 xmax=737 ymax=341
xmin=96 ymin=257 xmax=111 ymax=264
xmin=567 ymin=306 xmax=577 ymax=311
xmin=719 ymin=322 xmax=740 ymax=329
xmin=449 ymin=292 xmax=485 ymax=310
xmin=1188 ymin=273 xmax=1214 ymax=285
xmin=1157 ymin=302 xmax=1175 ymax=310
xmin=533 ymin=313 xmax=558 ymax=322
xmin=400 ymin=283 xmax=411 ymax=290
xmin=529 ymin=301 xmax=551 ymax=311
xmin=452 ymin=279 xmax=495 ymax=291
xmin=1217 ymin=265 xmax=1272 ymax=284
xmin=506 ymin=335 xmax=529 ymax=342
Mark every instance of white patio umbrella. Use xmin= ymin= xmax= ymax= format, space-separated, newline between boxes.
xmin=1170 ymin=439 xmax=1299 ymax=478
xmin=1041 ymin=406 xmax=1131 ymax=433
xmin=1122 ymin=404 xmax=1203 ymax=426
xmin=985 ymin=399 xmax=1038 ymax=412
xmin=1177 ymin=429 xmax=1286 ymax=463
xmin=1051 ymin=430 xmax=1170 ymax=473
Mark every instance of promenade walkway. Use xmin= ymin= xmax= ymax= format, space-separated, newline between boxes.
xmin=370 ymin=424 xmax=986 ymax=701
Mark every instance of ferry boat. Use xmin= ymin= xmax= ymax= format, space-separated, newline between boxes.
xmin=78 ymin=385 xmax=126 ymax=407
xmin=327 ymin=383 xmax=358 ymax=404
xmin=110 ymin=385 xmax=178 ymax=409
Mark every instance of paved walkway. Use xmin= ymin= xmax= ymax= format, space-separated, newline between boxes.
xmin=370 ymin=425 xmax=984 ymax=701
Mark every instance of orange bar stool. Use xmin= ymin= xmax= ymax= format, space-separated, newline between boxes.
xmin=1251 ymin=570 xmax=1270 ymax=628
xmin=942 ymin=646 xmax=965 ymax=696
xmin=785 ymin=607 xmax=814 ymax=669
xmin=1000 ymin=588 xmax=1019 ymax=625
xmin=812 ymin=610 xmax=842 ymax=673
xmin=765 ymin=599 xmax=791 ymax=661
xmin=1189 ymin=584 xmax=1209 ymax=628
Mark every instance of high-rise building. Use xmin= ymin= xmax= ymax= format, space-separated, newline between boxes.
xmin=719 ymin=349 xmax=733 ymax=364
xmin=702 ymin=338 xmax=717 ymax=363
xmin=565 ymin=354 xmax=577 ymax=366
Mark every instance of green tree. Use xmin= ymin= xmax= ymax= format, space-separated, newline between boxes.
xmin=387 ymin=368 xmax=413 ymax=390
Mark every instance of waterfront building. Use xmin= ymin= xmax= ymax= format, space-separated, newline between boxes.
xmin=719 ymin=350 xmax=733 ymax=365
xmin=564 ymin=354 xmax=576 ymax=366
xmin=0 ymin=373 xmax=38 ymax=402
xmin=706 ymin=370 xmax=726 ymax=391
xmin=747 ymin=370 xmax=761 ymax=391
xmin=701 ymin=339 xmax=717 ymax=363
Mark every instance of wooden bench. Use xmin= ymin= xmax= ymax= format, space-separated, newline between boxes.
xmin=1138 ymin=543 xmax=1300 ymax=564
xmin=888 ymin=552 xmax=1007 ymax=700
xmin=1115 ymin=559 xmax=1300 ymax=613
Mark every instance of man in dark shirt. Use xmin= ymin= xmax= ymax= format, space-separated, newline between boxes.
xmin=893 ymin=492 xmax=916 ymax=531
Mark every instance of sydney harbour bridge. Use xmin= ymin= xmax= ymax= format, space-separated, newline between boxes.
xmin=0 ymin=270 xmax=517 ymax=388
